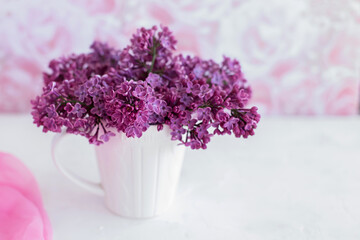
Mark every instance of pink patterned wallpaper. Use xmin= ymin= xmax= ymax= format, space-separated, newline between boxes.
xmin=1 ymin=0 xmax=359 ymax=114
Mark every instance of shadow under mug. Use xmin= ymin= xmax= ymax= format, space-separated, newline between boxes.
xmin=51 ymin=126 xmax=186 ymax=218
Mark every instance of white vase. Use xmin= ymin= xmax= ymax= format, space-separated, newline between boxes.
xmin=52 ymin=126 xmax=186 ymax=218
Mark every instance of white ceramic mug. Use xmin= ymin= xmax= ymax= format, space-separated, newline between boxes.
xmin=51 ymin=126 xmax=186 ymax=218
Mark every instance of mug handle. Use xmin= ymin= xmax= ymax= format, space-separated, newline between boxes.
xmin=51 ymin=131 xmax=104 ymax=196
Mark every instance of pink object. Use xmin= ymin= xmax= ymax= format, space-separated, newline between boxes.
xmin=0 ymin=152 xmax=52 ymax=240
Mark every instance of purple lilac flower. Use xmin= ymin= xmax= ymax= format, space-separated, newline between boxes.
xmin=196 ymin=107 xmax=211 ymax=121
xmin=116 ymin=82 xmax=131 ymax=96
xmin=90 ymin=102 xmax=105 ymax=117
xmin=72 ymin=103 xmax=87 ymax=117
xmin=132 ymin=85 xmax=147 ymax=99
xmin=31 ymin=25 xmax=260 ymax=149
xmin=45 ymin=105 xmax=58 ymax=118
xmin=180 ymin=94 xmax=193 ymax=106
xmin=193 ymin=65 xmax=204 ymax=78
xmin=74 ymin=84 xmax=87 ymax=101
xmin=100 ymin=131 xmax=116 ymax=142
xmin=223 ymin=117 xmax=239 ymax=131
xmin=146 ymin=73 xmax=164 ymax=88
xmin=64 ymin=103 xmax=74 ymax=113
xmin=215 ymin=110 xmax=230 ymax=122
xmin=125 ymin=125 xmax=143 ymax=138
xmin=211 ymin=71 xmax=222 ymax=85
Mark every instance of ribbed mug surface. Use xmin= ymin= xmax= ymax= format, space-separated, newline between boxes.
xmin=95 ymin=126 xmax=185 ymax=218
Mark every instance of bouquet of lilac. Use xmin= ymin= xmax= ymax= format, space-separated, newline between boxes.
xmin=31 ymin=26 xmax=260 ymax=149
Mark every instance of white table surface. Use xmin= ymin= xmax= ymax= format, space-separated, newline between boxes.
xmin=1 ymin=114 xmax=360 ymax=240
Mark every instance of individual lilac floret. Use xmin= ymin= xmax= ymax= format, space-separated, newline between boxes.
xmin=31 ymin=25 xmax=260 ymax=149
xmin=100 ymin=131 xmax=116 ymax=142
xmin=146 ymin=73 xmax=164 ymax=88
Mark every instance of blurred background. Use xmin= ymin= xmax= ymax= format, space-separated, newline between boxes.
xmin=0 ymin=0 xmax=359 ymax=115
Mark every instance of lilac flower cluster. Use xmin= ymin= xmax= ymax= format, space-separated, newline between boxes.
xmin=31 ymin=25 xmax=260 ymax=149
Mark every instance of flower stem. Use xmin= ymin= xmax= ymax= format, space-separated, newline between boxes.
xmin=149 ymin=38 xmax=158 ymax=73
xmin=100 ymin=121 xmax=107 ymax=133
xmin=58 ymin=96 xmax=87 ymax=107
